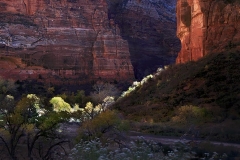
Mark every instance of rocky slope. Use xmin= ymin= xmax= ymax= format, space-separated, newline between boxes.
xmin=108 ymin=0 xmax=180 ymax=79
xmin=176 ymin=0 xmax=240 ymax=63
xmin=0 ymin=0 xmax=134 ymax=84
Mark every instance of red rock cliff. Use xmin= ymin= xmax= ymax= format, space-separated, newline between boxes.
xmin=176 ymin=0 xmax=240 ymax=63
xmin=0 ymin=0 xmax=134 ymax=84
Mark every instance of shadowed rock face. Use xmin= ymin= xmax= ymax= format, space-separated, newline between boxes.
xmin=176 ymin=0 xmax=240 ymax=63
xmin=0 ymin=0 xmax=134 ymax=84
xmin=107 ymin=0 xmax=180 ymax=79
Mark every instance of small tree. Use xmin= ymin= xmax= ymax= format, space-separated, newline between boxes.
xmin=78 ymin=110 xmax=129 ymax=141
xmin=90 ymin=82 xmax=119 ymax=106
xmin=0 ymin=95 xmax=69 ymax=160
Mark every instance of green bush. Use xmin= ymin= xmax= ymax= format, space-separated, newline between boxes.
xmin=171 ymin=105 xmax=208 ymax=125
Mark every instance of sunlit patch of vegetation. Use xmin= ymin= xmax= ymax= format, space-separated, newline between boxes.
xmin=120 ymin=68 xmax=164 ymax=98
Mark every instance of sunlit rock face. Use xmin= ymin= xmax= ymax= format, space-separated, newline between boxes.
xmin=0 ymin=0 xmax=134 ymax=84
xmin=107 ymin=0 xmax=180 ymax=79
xmin=176 ymin=0 xmax=240 ymax=63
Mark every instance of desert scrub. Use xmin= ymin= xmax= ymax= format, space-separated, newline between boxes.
xmin=68 ymin=138 xmax=161 ymax=160
xmin=68 ymin=137 xmax=231 ymax=160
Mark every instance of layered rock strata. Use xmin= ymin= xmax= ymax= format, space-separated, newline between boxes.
xmin=176 ymin=0 xmax=240 ymax=63
xmin=108 ymin=0 xmax=180 ymax=79
xmin=0 ymin=0 xmax=134 ymax=84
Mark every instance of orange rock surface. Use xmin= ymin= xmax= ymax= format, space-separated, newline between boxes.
xmin=176 ymin=0 xmax=240 ymax=63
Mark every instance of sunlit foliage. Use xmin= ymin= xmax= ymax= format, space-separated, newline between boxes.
xmin=50 ymin=97 xmax=72 ymax=112
xmin=120 ymin=67 xmax=165 ymax=98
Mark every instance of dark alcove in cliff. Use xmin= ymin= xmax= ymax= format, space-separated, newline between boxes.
xmin=107 ymin=0 xmax=181 ymax=79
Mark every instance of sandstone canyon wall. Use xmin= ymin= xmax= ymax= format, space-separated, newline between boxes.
xmin=108 ymin=0 xmax=180 ymax=79
xmin=176 ymin=0 xmax=240 ymax=63
xmin=0 ymin=0 xmax=134 ymax=84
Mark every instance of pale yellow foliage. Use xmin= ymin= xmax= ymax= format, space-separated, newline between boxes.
xmin=50 ymin=97 xmax=71 ymax=112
